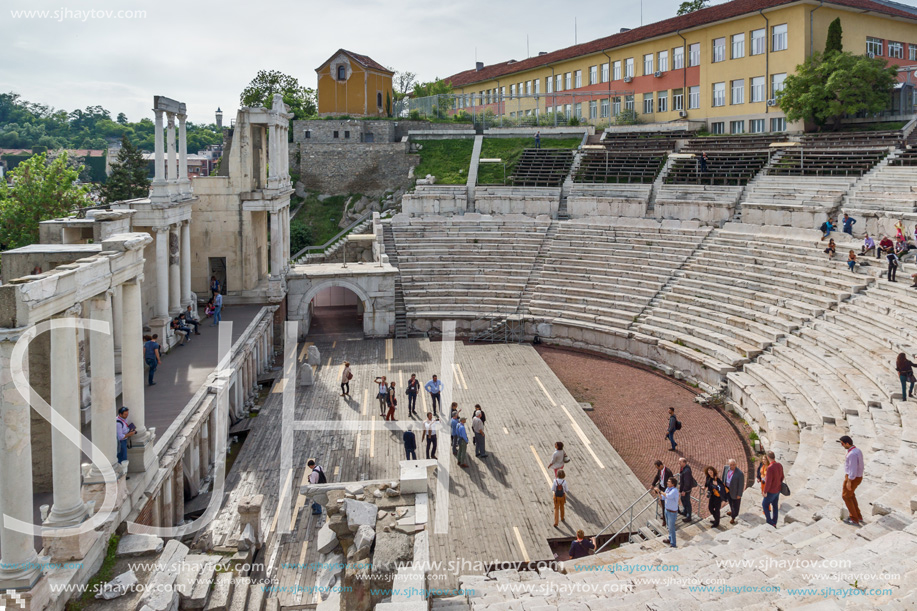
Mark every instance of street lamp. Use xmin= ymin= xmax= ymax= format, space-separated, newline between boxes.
xmin=215 ymin=108 xmax=223 ymax=129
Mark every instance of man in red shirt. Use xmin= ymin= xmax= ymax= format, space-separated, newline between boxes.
xmin=761 ymin=450 xmax=784 ymax=527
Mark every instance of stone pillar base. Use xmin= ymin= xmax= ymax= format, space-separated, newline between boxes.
xmin=42 ymin=526 xmax=98 ymax=563
xmin=127 ymin=432 xmax=158 ymax=474
xmin=267 ymin=277 xmax=286 ymax=302
xmin=82 ymin=469 xmax=127 ymax=511
xmin=0 ymin=573 xmax=50 ymax=610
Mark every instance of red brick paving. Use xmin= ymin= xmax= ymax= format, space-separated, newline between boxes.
xmin=536 ymin=345 xmax=750 ymax=505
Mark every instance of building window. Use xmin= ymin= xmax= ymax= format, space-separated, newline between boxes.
xmin=364 ymin=132 xmax=374 ymax=142
xmin=376 ymin=93 xmax=382 ymax=108
xmin=889 ymin=41 xmax=904 ymax=59
xmin=625 ymin=95 xmax=635 ymax=111
xmin=525 ymin=81 xmax=531 ymax=95
xmin=731 ymin=79 xmax=744 ymax=105
xmin=658 ymin=50 xmax=669 ymax=72
xmin=565 ymin=72 xmax=572 ymax=89
xmin=546 ymin=77 xmax=553 ymax=93
xmin=643 ymin=93 xmax=654 ymax=114
xmin=751 ymin=28 xmax=766 ymax=55
xmin=770 ymin=117 xmax=786 ymax=132
xmin=910 ymin=44 xmax=917 ymax=61
xmin=711 ymin=122 xmax=725 ymax=135
xmin=644 ymin=53 xmax=654 ymax=75
xmin=732 ymin=33 xmax=745 ymax=59
xmin=673 ymin=89 xmax=684 ymax=111
xmin=689 ymin=43 xmax=701 ymax=67
xmin=688 ymin=86 xmax=700 ymax=109
xmin=510 ymin=84 xmax=516 ymax=98
xmin=304 ymin=130 xmax=311 ymax=139
xmin=590 ymin=65 xmax=598 ymax=85
xmin=501 ymin=86 xmax=506 ymax=99
xmin=574 ymin=70 xmax=582 ymax=88
xmin=589 ymin=100 xmax=597 ymax=119
xmin=601 ymin=63 xmax=609 ymax=82
xmin=333 ymin=131 xmax=339 ymax=138
xmin=625 ymin=58 xmax=634 ymax=78
xmin=534 ymin=80 xmax=540 ymax=94
xmin=749 ymin=119 xmax=766 ymax=133
xmin=337 ymin=65 xmax=346 ymax=80
xmin=730 ymin=120 xmax=745 ymax=134
xmin=575 ymin=103 xmax=583 ymax=119
xmin=564 ymin=104 xmax=572 ymax=119
xmin=772 ymin=24 xmax=788 ymax=52
xmin=613 ymin=97 xmax=621 ymax=115
xmin=867 ymin=37 xmax=883 ymax=56
xmin=673 ymin=46 xmax=684 ymax=69
xmin=613 ymin=61 xmax=622 ymax=80
xmin=712 ymin=82 xmax=726 ymax=107
xmin=658 ymin=91 xmax=668 ymax=113
xmin=556 ymin=74 xmax=563 ymax=91
xmin=713 ymin=37 xmax=726 ymax=62
xmin=601 ymin=98 xmax=610 ymax=118
xmin=750 ymin=76 xmax=766 ymax=103
xmin=771 ymin=72 xmax=787 ymax=97
xmin=344 ymin=130 xmax=351 ymax=139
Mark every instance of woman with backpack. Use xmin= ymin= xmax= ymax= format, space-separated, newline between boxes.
xmin=895 ymin=353 xmax=916 ymax=400
xmin=552 ymin=469 xmax=569 ymax=528
xmin=704 ymin=466 xmax=725 ymax=527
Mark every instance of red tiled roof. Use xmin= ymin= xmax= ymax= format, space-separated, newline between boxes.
xmin=317 ymin=49 xmax=394 ymax=74
xmin=446 ymin=0 xmax=917 ymax=87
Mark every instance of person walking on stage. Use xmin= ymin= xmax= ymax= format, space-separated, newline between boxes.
xmin=403 ymin=425 xmax=417 ymax=460
xmin=547 ymin=441 xmax=566 ymax=477
xmin=704 ymin=466 xmax=725 ymax=528
xmin=406 ymin=373 xmax=420 ymax=416
xmin=144 ymin=334 xmax=161 ymax=386
xmin=472 ymin=409 xmax=487 ymax=458
xmin=723 ymin=459 xmax=744 ymax=524
xmin=677 ymin=457 xmax=695 ymax=522
xmin=455 ymin=417 xmax=470 ymax=468
xmin=552 ymin=469 xmax=569 ymax=527
xmin=211 ymin=292 xmax=223 ymax=326
xmin=425 ymin=374 xmax=443 ymax=416
xmin=385 ymin=382 xmax=398 ymax=421
xmin=422 ymin=412 xmax=438 ymax=460
xmin=450 ymin=408 xmax=461 ymax=456
xmin=374 ymin=375 xmax=389 ymax=416
xmin=341 ymin=361 xmax=352 ymax=397
xmin=651 ymin=460 xmax=674 ymax=526
xmin=839 ymin=435 xmax=864 ymax=526
xmin=652 ymin=476 xmax=680 ymax=548
xmin=666 ymin=407 xmax=679 ymax=451
xmin=761 ymin=451 xmax=784 ymax=527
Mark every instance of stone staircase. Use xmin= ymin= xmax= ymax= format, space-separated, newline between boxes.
xmin=647 ymin=153 xmax=678 ymax=216
xmin=382 ymin=222 xmax=408 ymax=338
xmin=294 ymin=216 xmax=374 ymax=265
xmin=517 ymin=221 xmax=557 ymax=316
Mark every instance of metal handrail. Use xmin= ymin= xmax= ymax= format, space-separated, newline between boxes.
xmin=291 ymin=210 xmax=375 ymax=261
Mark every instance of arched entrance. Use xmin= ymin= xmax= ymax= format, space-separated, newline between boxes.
xmin=309 ymin=285 xmax=365 ymax=335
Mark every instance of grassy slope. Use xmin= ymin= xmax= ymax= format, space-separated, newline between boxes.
xmin=412 ymin=139 xmax=475 ymax=185
xmin=290 ymin=192 xmax=358 ymax=255
xmin=477 ymin=137 xmax=581 ymax=185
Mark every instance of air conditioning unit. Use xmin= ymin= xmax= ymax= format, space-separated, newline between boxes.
xmin=868 ymin=51 xmax=876 ymax=58
xmin=623 ymin=76 xmax=633 ymax=83
xmin=678 ymin=110 xmax=688 ymax=118
xmin=766 ymin=98 xmax=778 ymax=107
xmin=654 ymin=71 xmax=663 ymax=78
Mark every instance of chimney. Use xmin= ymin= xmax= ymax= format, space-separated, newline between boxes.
xmin=475 ymin=61 xmax=484 ymax=71
xmin=538 ymin=51 xmax=548 ymax=56
xmin=619 ymin=28 xmax=631 ymax=33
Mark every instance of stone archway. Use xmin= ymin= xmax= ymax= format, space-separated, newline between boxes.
xmin=302 ymin=279 xmax=374 ymax=336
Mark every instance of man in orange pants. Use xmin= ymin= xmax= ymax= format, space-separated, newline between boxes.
xmin=839 ymin=435 xmax=864 ymax=526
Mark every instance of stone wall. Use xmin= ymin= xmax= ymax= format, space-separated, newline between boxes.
xmin=293 ymin=142 xmax=419 ymax=196
xmin=401 ymin=186 xmax=468 ymax=216
xmin=292 ymin=120 xmax=473 ymax=144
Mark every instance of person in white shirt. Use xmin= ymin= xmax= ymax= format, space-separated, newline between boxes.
xmin=551 ymin=469 xmax=569 ymax=527
xmin=840 ymin=435 xmax=865 ymax=526
xmin=472 ymin=410 xmax=487 ymax=458
xmin=546 ymin=441 xmax=566 ymax=477
xmin=421 ymin=412 xmax=438 ymax=459
xmin=374 ymin=376 xmax=388 ymax=416
xmin=652 ymin=477 xmax=680 ymax=548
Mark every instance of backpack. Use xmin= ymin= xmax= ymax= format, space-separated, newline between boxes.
xmin=554 ymin=480 xmax=566 ymax=498
xmin=346 ymin=370 xmax=353 ymax=381
xmin=675 ymin=420 xmax=682 ymax=431
xmin=314 ymin=466 xmax=327 ymax=484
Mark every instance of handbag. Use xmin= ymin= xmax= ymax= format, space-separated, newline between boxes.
xmin=780 ymin=481 xmax=791 ymax=496
xmin=563 ymin=451 xmax=571 ymax=464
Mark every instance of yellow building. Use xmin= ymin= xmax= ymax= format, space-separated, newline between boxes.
xmin=445 ymin=0 xmax=917 ymax=133
xmin=316 ymin=49 xmax=395 ymax=117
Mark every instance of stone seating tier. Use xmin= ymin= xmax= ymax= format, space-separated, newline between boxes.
xmin=767 ymin=148 xmax=888 ymax=177
xmin=663 ymin=151 xmax=770 ymax=186
xmin=494 ymin=148 xmax=575 ymax=187
xmin=573 ymin=150 xmax=666 ymax=184
xmin=681 ymin=133 xmax=788 ymax=152
xmin=799 ymin=129 xmax=902 ymax=149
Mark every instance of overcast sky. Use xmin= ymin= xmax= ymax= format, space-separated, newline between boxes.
xmin=1 ymin=0 xmax=687 ymax=124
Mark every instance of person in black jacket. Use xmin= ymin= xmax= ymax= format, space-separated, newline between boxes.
xmin=405 ymin=374 xmax=420 ymax=416
xmin=651 ymin=459 xmax=674 ymax=526
xmin=677 ymin=457 xmax=696 ymax=522
xmin=403 ymin=425 xmax=417 ymax=460
xmin=723 ymin=459 xmax=745 ymax=524
xmin=704 ymin=466 xmax=725 ymax=528
xmin=666 ymin=407 xmax=678 ymax=451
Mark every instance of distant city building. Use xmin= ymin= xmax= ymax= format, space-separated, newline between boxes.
xmin=316 ymin=49 xmax=395 ymax=117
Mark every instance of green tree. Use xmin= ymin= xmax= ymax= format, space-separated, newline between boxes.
xmin=116 ymin=112 xmax=128 ymax=125
xmin=393 ymin=71 xmax=417 ymax=101
xmin=100 ymin=135 xmax=150 ymax=204
xmin=0 ymin=152 xmax=89 ymax=249
xmin=778 ymin=51 xmax=898 ymax=130
xmin=676 ymin=0 xmax=708 ymax=16
xmin=825 ymin=18 xmax=843 ymax=54
xmin=240 ymin=70 xmax=317 ymax=119
xmin=412 ymin=79 xmax=453 ymax=118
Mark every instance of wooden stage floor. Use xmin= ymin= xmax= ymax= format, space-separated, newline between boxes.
xmin=201 ymin=334 xmax=646 ymax=607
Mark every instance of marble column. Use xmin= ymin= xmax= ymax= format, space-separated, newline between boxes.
xmin=178 ymin=112 xmax=189 ymax=192
xmin=169 ymin=225 xmax=181 ymax=315
xmin=268 ymin=124 xmax=278 ymax=181
xmin=45 ymin=312 xmax=91 ymax=529
xmin=155 ymin=227 xmax=170 ymax=319
xmin=181 ymin=220 xmax=192 ymax=307
xmin=122 ymin=279 xmax=155 ymax=473
xmin=112 ymin=285 xmax=123 ymax=373
xmin=282 ymin=206 xmax=290 ymax=270
xmin=88 ymin=294 xmax=118 ymax=473
xmin=153 ymin=109 xmax=165 ymax=185
xmin=0 ymin=332 xmax=46 ymax=592
xmin=270 ymin=211 xmax=282 ymax=276
xmin=166 ymin=112 xmax=177 ymax=185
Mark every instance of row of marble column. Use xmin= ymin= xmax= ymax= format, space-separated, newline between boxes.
xmin=267 ymin=122 xmax=290 ymax=187
xmin=154 ymin=220 xmax=193 ymax=319
xmin=152 ymin=108 xmax=191 ymax=199
xmin=270 ymin=206 xmax=291 ymax=277
xmin=230 ymin=321 xmax=275 ymax=421
xmin=0 ymin=279 xmax=150 ymax=589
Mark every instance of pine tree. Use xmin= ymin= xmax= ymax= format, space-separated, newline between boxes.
xmin=825 ymin=18 xmax=843 ymax=55
xmin=101 ymin=135 xmax=150 ymax=204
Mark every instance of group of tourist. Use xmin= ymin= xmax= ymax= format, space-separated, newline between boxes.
xmin=143 ymin=304 xmax=210 ymax=386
